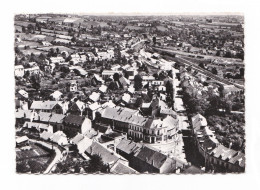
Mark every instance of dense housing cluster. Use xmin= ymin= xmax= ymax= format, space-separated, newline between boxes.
xmin=14 ymin=14 xmax=244 ymax=174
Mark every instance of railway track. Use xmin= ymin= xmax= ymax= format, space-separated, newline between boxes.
xmin=152 ymin=47 xmax=244 ymax=90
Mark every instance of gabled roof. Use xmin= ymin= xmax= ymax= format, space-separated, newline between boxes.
xmin=71 ymin=133 xmax=84 ymax=145
xmin=64 ymin=114 xmax=86 ymax=126
xmin=192 ymin=114 xmax=207 ymax=132
xmin=134 ymin=146 xmax=175 ymax=170
xmin=110 ymin=162 xmax=138 ymax=174
xmin=100 ymin=106 xmax=141 ymax=125
xmin=40 ymin=131 xmax=53 ymax=140
xmin=15 ymin=109 xmax=37 ymax=120
xmin=49 ymin=113 xmax=66 ymax=124
xmin=86 ymin=142 xmax=120 ymax=164
xmin=89 ymin=92 xmax=101 ymax=102
xmin=183 ymin=165 xmax=205 ymax=174
xmin=16 ymin=136 xmax=29 ymax=144
xmin=210 ymin=145 xmax=238 ymax=161
xmin=30 ymin=101 xmax=61 ymax=110
xmin=37 ymin=112 xmax=52 ymax=122
xmin=50 ymin=90 xmax=63 ymax=99
xmin=116 ymin=139 xmax=142 ymax=155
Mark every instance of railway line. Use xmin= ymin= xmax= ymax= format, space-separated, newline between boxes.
xmin=152 ymin=47 xmax=244 ymax=90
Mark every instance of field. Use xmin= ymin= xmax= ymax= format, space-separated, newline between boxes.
xmin=37 ymin=45 xmax=74 ymax=53
xmin=16 ymin=41 xmax=42 ymax=48
xmin=21 ymin=48 xmax=45 ymax=55
xmin=14 ymin=21 xmax=36 ymax=27
xmin=124 ymin=25 xmax=143 ymax=30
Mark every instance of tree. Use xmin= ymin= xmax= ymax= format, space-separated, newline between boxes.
xmin=113 ymin=73 xmax=120 ymax=81
xmin=67 ymin=92 xmax=73 ymax=100
xmin=165 ymin=80 xmax=173 ymax=96
xmin=212 ymin=67 xmax=218 ymax=75
xmin=85 ymin=154 xmax=109 ymax=173
xmin=134 ymin=74 xmax=143 ymax=91
xmin=152 ymin=36 xmax=156 ymax=45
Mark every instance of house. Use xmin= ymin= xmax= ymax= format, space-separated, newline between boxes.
xmin=76 ymin=136 xmax=93 ymax=154
xmin=182 ymin=165 xmax=205 ymax=174
xmin=98 ymin=106 xmax=139 ymax=133
xmin=85 ymin=141 xmax=128 ymax=168
xmin=15 ymin=109 xmax=38 ymax=124
xmin=86 ymin=102 xmax=101 ymax=120
xmin=116 ymin=139 xmax=142 ymax=161
xmin=40 ymin=131 xmax=53 ymax=141
xmin=15 ymin=100 xmax=29 ymax=110
xmin=206 ymin=145 xmax=245 ymax=173
xmin=110 ymin=161 xmax=138 ymax=174
xmin=131 ymin=146 xmax=185 ymax=173
xmin=50 ymin=90 xmax=63 ymax=101
xmin=48 ymin=113 xmax=66 ymax=132
xmin=23 ymin=121 xmax=53 ymax=133
xmin=89 ymin=92 xmax=101 ymax=102
xmin=122 ymin=93 xmax=131 ymax=104
xmin=93 ymin=74 xmax=105 ymax=84
xmin=119 ymin=76 xmax=130 ymax=89
xmin=99 ymin=85 xmax=108 ymax=93
xmin=50 ymin=57 xmax=64 ymax=64
xmin=191 ymin=114 xmax=207 ymax=133
xmin=30 ymin=101 xmax=63 ymax=114
xmin=63 ymin=114 xmax=92 ymax=136
xmin=69 ymin=80 xmax=78 ymax=92
xmin=14 ymin=65 xmax=24 ymax=77
xmin=102 ymin=70 xmax=123 ymax=80
xmin=24 ymin=66 xmax=40 ymax=76
xmin=140 ymin=115 xmax=179 ymax=144
xmin=68 ymin=100 xmax=86 ymax=116
xmin=17 ymin=89 xmax=29 ymax=99
xmin=16 ymin=136 xmax=29 ymax=146
xmin=149 ymin=97 xmax=169 ymax=116
xmin=50 ymin=131 xmax=68 ymax=146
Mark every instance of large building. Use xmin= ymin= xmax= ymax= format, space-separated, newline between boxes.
xmin=98 ymin=106 xmax=179 ymax=144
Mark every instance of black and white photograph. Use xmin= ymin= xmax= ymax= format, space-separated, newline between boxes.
xmin=14 ymin=13 xmax=246 ymax=174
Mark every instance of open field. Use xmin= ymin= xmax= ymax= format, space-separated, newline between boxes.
xmin=37 ymin=45 xmax=74 ymax=53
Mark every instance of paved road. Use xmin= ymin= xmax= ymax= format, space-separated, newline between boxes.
xmin=29 ymin=139 xmax=63 ymax=174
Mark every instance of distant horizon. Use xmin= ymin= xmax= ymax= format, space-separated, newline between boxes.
xmin=16 ymin=12 xmax=244 ymax=17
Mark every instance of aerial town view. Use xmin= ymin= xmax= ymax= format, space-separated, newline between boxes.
xmin=14 ymin=14 xmax=245 ymax=174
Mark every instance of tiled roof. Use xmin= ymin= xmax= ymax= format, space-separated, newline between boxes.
xmin=134 ymin=146 xmax=170 ymax=170
xmin=40 ymin=131 xmax=53 ymax=140
xmin=49 ymin=113 xmax=65 ymax=123
xmin=86 ymin=142 xmax=120 ymax=164
xmin=110 ymin=162 xmax=138 ymax=174
xmin=210 ymin=145 xmax=238 ymax=160
xmin=64 ymin=114 xmax=86 ymax=126
xmin=116 ymin=139 xmax=142 ymax=155
xmin=183 ymin=165 xmax=205 ymax=174
xmin=15 ymin=109 xmax=37 ymax=120
xmin=71 ymin=133 xmax=84 ymax=145
xmin=30 ymin=101 xmax=60 ymax=110
xmin=100 ymin=107 xmax=145 ymax=126
xmin=192 ymin=114 xmax=207 ymax=132
xmin=228 ymin=151 xmax=245 ymax=168
xmin=37 ymin=112 xmax=52 ymax=122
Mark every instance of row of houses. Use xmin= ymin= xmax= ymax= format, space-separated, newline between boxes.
xmin=191 ymin=114 xmax=245 ymax=173
xmin=115 ymin=139 xmax=186 ymax=173
xmin=97 ymin=105 xmax=179 ymax=144
xmin=15 ymin=109 xmax=92 ymax=137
